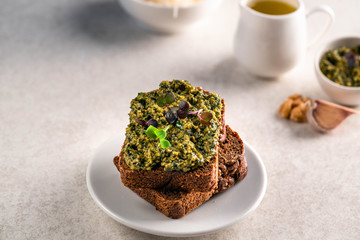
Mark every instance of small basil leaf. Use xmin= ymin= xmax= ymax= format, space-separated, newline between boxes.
xmin=165 ymin=92 xmax=175 ymax=104
xmin=200 ymin=112 xmax=213 ymax=122
xmin=155 ymin=129 xmax=166 ymax=139
xmin=157 ymin=97 xmax=166 ymax=107
xmin=177 ymin=109 xmax=188 ymax=119
xmin=160 ymin=139 xmax=170 ymax=149
xmin=145 ymin=125 xmax=157 ymax=139
xmin=146 ymin=118 xmax=159 ymax=128
xmin=135 ymin=119 xmax=147 ymax=127
xmin=200 ymin=112 xmax=213 ymax=125
xmin=178 ymin=100 xmax=190 ymax=112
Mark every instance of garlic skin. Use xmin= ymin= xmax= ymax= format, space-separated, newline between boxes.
xmin=306 ymin=99 xmax=359 ymax=132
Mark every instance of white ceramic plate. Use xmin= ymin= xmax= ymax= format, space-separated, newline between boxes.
xmin=86 ymin=134 xmax=267 ymax=237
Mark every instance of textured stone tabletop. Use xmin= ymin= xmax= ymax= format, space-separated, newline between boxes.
xmin=1 ymin=0 xmax=359 ymax=239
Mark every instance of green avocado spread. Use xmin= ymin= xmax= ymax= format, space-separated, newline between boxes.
xmin=123 ymin=80 xmax=223 ymax=172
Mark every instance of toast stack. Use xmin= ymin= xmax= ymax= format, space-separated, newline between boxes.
xmin=114 ymin=125 xmax=247 ymax=218
xmin=113 ymin=81 xmax=247 ymax=218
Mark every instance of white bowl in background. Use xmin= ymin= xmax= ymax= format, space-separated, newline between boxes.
xmin=315 ymin=36 xmax=360 ymax=106
xmin=117 ymin=0 xmax=223 ymax=33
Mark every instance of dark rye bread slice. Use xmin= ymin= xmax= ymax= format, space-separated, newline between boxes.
xmin=114 ymin=92 xmax=225 ymax=192
xmin=115 ymin=125 xmax=248 ymax=219
xmin=131 ymin=188 xmax=213 ymax=219
xmin=216 ymin=125 xmax=247 ymax=193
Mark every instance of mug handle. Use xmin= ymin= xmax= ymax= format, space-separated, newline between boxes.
xmin=306 ymin=5 xmax=335 ymax=48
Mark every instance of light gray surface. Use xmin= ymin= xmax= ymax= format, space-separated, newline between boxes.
xmin=1 ymin=0 xmax=359 ymax=239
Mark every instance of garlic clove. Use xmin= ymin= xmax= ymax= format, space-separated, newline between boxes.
xmin=306 ymin=99 xmax=359 ymax=132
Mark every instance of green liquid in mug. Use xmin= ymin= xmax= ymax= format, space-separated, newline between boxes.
xmin=248 ymin=0 xmax=297 ymax=15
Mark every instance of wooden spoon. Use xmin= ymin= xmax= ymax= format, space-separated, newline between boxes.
xmin=306 ymin=99 xmax=360 ymax=132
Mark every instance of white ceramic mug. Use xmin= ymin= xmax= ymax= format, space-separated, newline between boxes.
xmin=234 ymin=0 xmax=335 ymax=78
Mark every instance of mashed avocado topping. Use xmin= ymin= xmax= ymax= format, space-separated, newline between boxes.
xmin=123 ymin=80 xmax=223 ymax=172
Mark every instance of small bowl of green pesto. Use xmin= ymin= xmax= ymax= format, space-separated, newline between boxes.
xmin=315 ymin=36 xmax=360 ymax=106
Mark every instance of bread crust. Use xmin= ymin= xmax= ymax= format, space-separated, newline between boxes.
xmin=132 ymin=188 xmax=213 ymax=219
xmin=216 ymin=125 xmax=247 ymax=193
xmin=114 ymin=94 xmax=225 ymax=192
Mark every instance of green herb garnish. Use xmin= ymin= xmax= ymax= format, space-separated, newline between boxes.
xmin=145 ymin=125 xmax=171 ymax=149
xmin=178 ymin=100 xmax=213 ymax=125
xmin=135 ymin=118 xmax=159 ymax=128
xmin=155 ymin=129 xmax=166 ymax=139
xmin=157 ymin=92 xmax=175 ymax=107
xmin=157 ymin=95 xmax=214 ymax=126
xmin=159 ymin=139 xmax=170 ymax=149
xmin=145 ymin=125 xmax=158 ymax=139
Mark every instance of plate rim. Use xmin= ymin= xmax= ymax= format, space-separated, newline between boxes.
xmin=86 ymin=134 xmax=267 ymax=237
